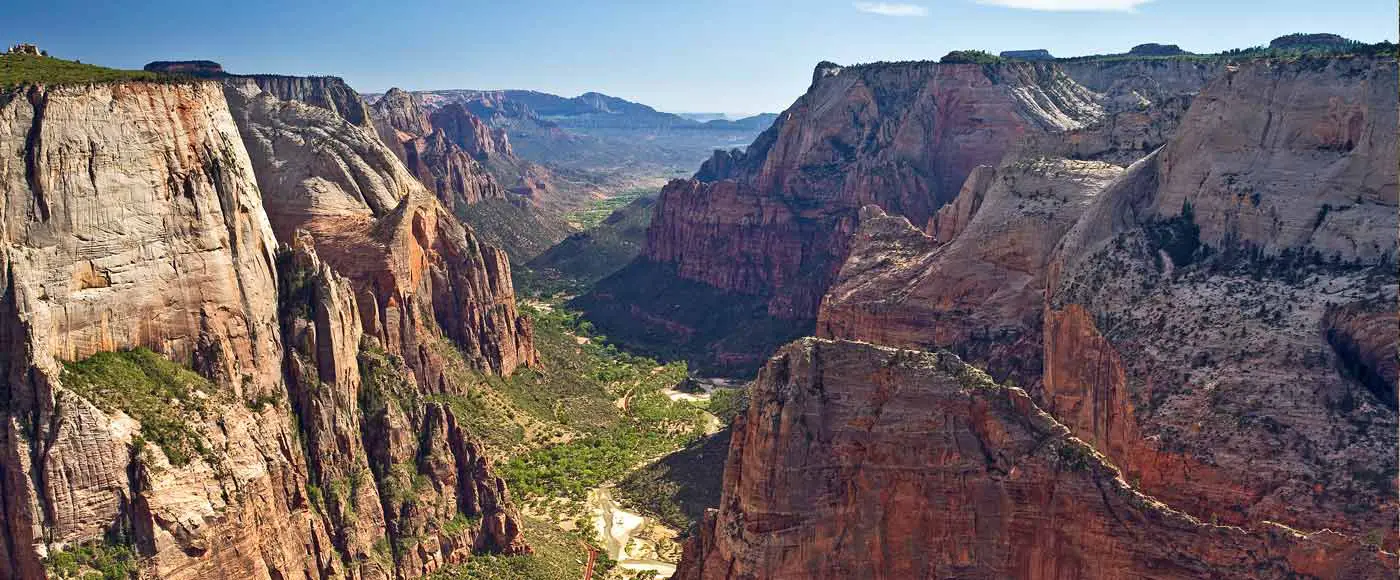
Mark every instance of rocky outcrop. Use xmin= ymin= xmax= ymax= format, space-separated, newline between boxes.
xmin=1042 ymin=55 xmax=1398 ymax=543
xmin=372 ymin=87 xmax=433 ymax=137
xmin=673 ymin=338 xmax=1394 ymax=579
xmin=1058 ymin=58 xmax=1222 ymax=99
xmin=229 ymin=79 xmax=534 ymax=574
xmin=585 ymin=60 xmax=1104 ymax=374
xmin=278 ymin=238 xmax=529 ymax=577
xmin=245 ymin=74 xmax=375 ymax=129
xmin=429 ymin=103 xmax=515 ymax=162
xmin=371 ymin=88 xmax=506 ymax=213
xmin=424 ymin=102 xmax=555 ymax=200
xmin=143 ymin=60 xmax=226 ymax=76
xmin=818 ymin=158 xmax=1123 ymax=385
xmin=1129 ymin=43 xmax=1190 ymax=56
xmin=810 ymin=54 xmax=1397 ymax=549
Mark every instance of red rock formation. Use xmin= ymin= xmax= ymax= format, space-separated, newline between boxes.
xmin=647 ymin=61 xmax=1101 ymax=315
xmin=673 ymin=338 xmax=1394 ymax=580
xmin=227 ymin=81 xmax=535 ymax=376
xmin=371 ymin=88 xmax=506 ymax=213
xmin=430 ymin=102 xmax=515 ymax=162
xmin=811 ymin=55 xmax=1398 ymax=550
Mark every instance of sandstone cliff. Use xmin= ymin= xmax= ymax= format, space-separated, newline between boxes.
xmin=225 ymin=79 xmax=536 ymax=377
xmin=673 ymin=339 xmax=1393 ymax=579
xmin=0 ymin=80 xmax=337 ymax=580
xmin=426 ymin=102 xmax=556 ymax=201
xmin=245 ymin=74 xmax=375 ymax=129
xmin=0 ymin=76 xmax=535 ymax=579
xmin=646 ymin=60 xmax=1103 ymax=316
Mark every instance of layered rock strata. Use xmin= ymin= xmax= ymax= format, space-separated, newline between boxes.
xmin=1042 ymin=55 xmax=1398 ymax=542
xmin=818 ymin=157 xmax=1123 ymax=385
xmin=816 ymin=54 xmax=1399 ymax=548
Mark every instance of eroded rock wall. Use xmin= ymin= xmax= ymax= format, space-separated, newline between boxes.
xmin=371 ymin=88 xmax=506 ymax=213
xmin=818 ymin=157 xmax=1123 ymax=385
xmin=673 ymin=338 xmax=1393 ymax=580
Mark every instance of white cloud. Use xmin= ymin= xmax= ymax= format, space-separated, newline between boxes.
xmin=854 ymin=2 xmax=930 ymax=16
xmin=974 ymin=0 xmax=1153 ymax=11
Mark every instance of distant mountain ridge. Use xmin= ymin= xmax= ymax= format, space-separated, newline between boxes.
xmin=376 ymin=88 xmax=777 ymax=132
xmin=367 ymin=88 xmax=779 ymax=174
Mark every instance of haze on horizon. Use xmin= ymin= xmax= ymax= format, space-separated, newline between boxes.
xmin=3 ymin=0 xmax=1396 ymax=114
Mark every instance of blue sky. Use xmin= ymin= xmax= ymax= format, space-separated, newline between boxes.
xmin=3 ymin=0 xmax=1395 ymax=113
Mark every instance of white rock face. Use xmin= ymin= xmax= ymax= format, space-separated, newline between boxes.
xmin=0 ymin=81 xmax=284 ymax=396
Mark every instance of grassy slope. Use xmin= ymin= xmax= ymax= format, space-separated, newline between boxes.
xmin=572 ymin=259 xmax=811 ymax=378
xmin=60 ymin=348 xmax=225 ymax=467
xmin=614 ymin=429 xmax=732 ymax=531
xmin=0 ymin=54 xmax=165 ymax=89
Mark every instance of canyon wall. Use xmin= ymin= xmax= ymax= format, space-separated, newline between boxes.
xmin=245 ymin=74 xmax=375 ymax=130
xmin=0 ymin=76 xmax=535 ymax=579
xmin=818 ymin=156 xmax=1122 ymax=385
xmin=673 ymin=339 xmax=1393 ymax=579
xmin=0 ymin=80 xmax=327 ymax=580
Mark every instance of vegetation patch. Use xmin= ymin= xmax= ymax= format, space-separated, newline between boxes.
xmin=523 ymin=195 xmax=656 ymax=295
xmin=1145 ymin=201 xmax=1204 ymax=269
xmin=940 ymin=50 xmax=1003 ymax=65
xmin=429 ymin=515 xmax=596 ymax=580
xmin=0 ymin=54 xmax=168 ymax=89
xmin=563 ymin=187 xmax=654 ymax=230
xmin=460 ymin=197 xmax=572 ymax=264
xmin=61 ymin=348 xmax=218 ymax=467
xmin=44 ymin=535 xmax=139 ymax=580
